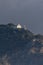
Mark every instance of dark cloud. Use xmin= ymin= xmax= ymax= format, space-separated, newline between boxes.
xmin=0 ymin=0 xmax=43 ymax=34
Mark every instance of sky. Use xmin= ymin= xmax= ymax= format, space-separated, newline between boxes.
xmin=0 ymin=0 xmax=43 ymax=34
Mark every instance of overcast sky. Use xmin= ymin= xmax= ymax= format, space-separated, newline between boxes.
xmin=0 ymin=0 xmax=43 ymax=34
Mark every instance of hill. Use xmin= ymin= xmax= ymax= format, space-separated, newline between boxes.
xmin=0 ymin=23 xmax=43 ymax=65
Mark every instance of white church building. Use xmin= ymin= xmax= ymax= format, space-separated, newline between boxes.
xmin=17 ymin=24 xmax=22 ymax=29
